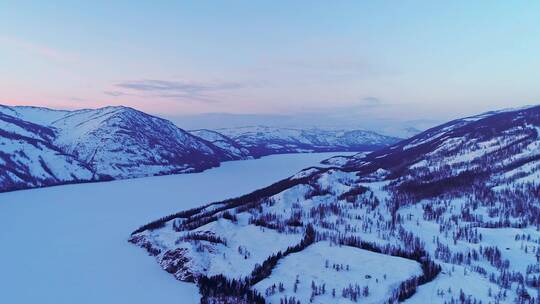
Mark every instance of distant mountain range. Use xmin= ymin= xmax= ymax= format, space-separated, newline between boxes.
xmin=0 ymin=105 xmax=399 ymax=192
xmin=166 ymin=112 xmax=439 ymax=138
xmin=131 ymin=105 xmax=540 ymax=303
xmin=191 ymin=126 xmax=400 ymax=158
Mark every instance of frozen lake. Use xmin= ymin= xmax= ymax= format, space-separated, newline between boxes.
xmin=0 ymin=152 xmax=351 ymax=304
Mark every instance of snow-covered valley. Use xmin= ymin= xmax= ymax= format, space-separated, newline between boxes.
xmin=131 ymin=105 xmax=540 ymax=304
xmin=0 ymin=104 xmax=397 ymax=193
xmin=0 ymin=152 xmax=348 ymax=304
xmin=2 ymin=104 xmax=539 ymax=304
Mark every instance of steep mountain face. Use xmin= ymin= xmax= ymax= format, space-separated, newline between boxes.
xmin=190 ymin=129 xmax=252 ymax=160
xmin=212 ymin=126 xmax=401 ymax=157
xmin=49 ymin=106 xmax=226 ymax=178
xmin=131 ymin=105 xmax=540 ymax=304
xmin=342 ymin=105 xmax=540 ymax=186
xmin=0 ymin=112 xmax=95 ymax=192
xmin=0 ymin=105 xmax=230 ymax=191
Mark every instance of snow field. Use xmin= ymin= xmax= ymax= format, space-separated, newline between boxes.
xmin=0 ymin=152 xmax=348 ymax=304
xmin=254 ymin=241 xmax=422 ymax=304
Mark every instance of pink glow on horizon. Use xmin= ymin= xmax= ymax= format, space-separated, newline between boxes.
xmin=0 ymin=94 xmax=235 ymax=115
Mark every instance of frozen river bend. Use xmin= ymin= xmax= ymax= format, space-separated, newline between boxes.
xmin=0 ymin=153 xmax=347 ymax=304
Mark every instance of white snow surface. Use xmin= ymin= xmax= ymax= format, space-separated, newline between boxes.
xmin=0 ymin=153 xmax=343 ymax=304
xmin=0 ymin=111 xmax=95 ymax=189
xmin=131 ymin=105 xmax=540 ymax=304
xmin=254 ymin=242 xmax=422 ymax=304
xmin=0 ymin=104 xmax=71 ymax=125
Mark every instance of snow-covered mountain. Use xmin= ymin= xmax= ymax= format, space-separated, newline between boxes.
xmin=48 ymin=106 xmax=228 ymax=178
xmin=208 ymin=126 xmax=401 ymax=157
xmin=190 ymin=129 xmax=252 ymax=160
xmin=0 ymin=111 xmax=95 ymax=192
xmin=0 ymin=105 xmax=229 ymax=192
xmin=131 ymin=105 xmax=540 ymax=303
xmin=340 ymin=105 xmax=540 ymax=180
xmin=0 ymin=105 xmax=397 ymax=193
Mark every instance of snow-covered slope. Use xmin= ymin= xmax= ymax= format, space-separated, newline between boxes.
xmin=0 ymin=112 xmax=95 ymax=192
xmin=48 ymin=106 xmax=226 ymax=178
xmin=0 ymin=104 xmax=399 ymax=192
xmin=342 ymin=104 xmax=540 ymax=185
xmin=190 ymin=129 xmax=252 ymax=160
xmin=131 ymin=105 xmax=540 ymax=303
xmin=0 ymin=153 xmax=340 ymax=304
xmin=0 ymin=105 xmax=231 ymax=191
xmin=212 ymin=126 xmax=401 ymax=157
xmin=0 ymin=104 xmax=71 ymax=125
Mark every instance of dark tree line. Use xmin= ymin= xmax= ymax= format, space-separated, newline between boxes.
xmin=196 ymin=225 xmax=316 ymax=304
xmin=324 ymin=233 xmax=441 ymax=302
xmin=197 ymin=275 xmax=265 ymax=304
xmin=131 ymin=171 xmax=327 ymax=235
xmin=250 ymin=225 xmax=316 ymax=285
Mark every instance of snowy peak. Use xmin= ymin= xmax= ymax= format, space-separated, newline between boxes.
xmin=49 ymin=106 xmax=225 ymax=178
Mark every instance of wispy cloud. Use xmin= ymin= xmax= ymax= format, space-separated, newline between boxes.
xmin=116 ymin=79 xmax=243 ymax=92
xmin=0 ymin=36 xmax=78 ymax=63
xmin=68 ymin=97 xmax=87 ymax=102
xmin=110 ymin=79 xmax=246 ymax=103
xmin=360 ymin=97 xmax=382 ymax=107
xmin=103 ymin=91 xmax=125 ymax=97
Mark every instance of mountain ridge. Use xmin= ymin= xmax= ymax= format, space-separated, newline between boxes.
xmin=0 ymin=104 xmax=397 ymax=192
xmin=203 ymin=125 xmax=401 ymax=158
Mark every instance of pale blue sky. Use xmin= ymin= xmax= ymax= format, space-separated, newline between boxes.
xmin=1 ymin=1 xmax=539 ymax=124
